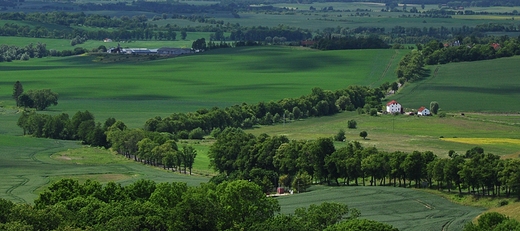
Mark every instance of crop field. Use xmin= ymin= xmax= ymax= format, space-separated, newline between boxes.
xmin=0 ymin=46 xmax=402 ymax=128
xmin=248 ymin=111 xmax=520 ymax=157
xmin=277 ymin=185 xmax=485 ymax=231
xmin=391 ymin=56 xmax=520 ymax=112
xmin=0 ymin=134 xmax=209 ymax=204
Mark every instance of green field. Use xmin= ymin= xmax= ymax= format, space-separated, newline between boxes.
xmin=0 ymin=134 xmax=208 ymax=204
xmin=0 ymin=46 xmax=403 ymax=128
xmin=278 ymin=186 xmax=485 ymax=231
xmin=391 ymin=56 xmax=520 ymax=112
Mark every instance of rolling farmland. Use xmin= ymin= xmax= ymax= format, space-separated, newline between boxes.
xmin=0 ymin=46 xmax=403 ymax=128
xmin=391 ymin=56 xmax=520 ymax=112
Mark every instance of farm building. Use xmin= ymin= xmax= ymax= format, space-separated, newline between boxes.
xmin=418 ymin=107 xmax=431 ymax=116
xmin=386 ymin=100 xmax=402 ymax=113
xmin=122 ymin=48 xmax=156 ymax=55
xmin=157 ymin=47 xmax=193 ymax=55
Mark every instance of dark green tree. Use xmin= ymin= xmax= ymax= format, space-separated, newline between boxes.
xmin=430 ymin=101 xmax=440 ymax=115
xmin=334 ymin=129 xmax=346 ymax=142
xmin=359 ymin=131 xmax=368 ymax=139
xmin=12 ymin=81 xmax=23 ymax=107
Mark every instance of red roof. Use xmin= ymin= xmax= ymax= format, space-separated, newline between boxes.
xmin=386 ymin=100 xmax=399 ymax=106
xmin=418 ymin=106 xmax=426 ymax=112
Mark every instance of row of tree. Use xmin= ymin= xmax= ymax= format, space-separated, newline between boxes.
xmin=313 ymin=35 xmax=390 ymax=50
xmin=143 ymin=86 xmax=385 ymax=137
xmin=208 ymin=128 xmax=520 ymax=198
xmin=0 ymin=43 xmax=88 ymax=62
xmin=395 ymin=35 xmax=520 ymax=83
xmin=0 ymin=178 xmax=398 ymax=231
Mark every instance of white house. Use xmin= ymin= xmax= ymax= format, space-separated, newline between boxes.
xmin=418 ymin=107 xmax=431 ymax=116
xmin=386 ymin=100 xmax=402 ymax=113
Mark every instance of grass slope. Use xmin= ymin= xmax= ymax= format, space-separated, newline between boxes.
xmin=277 ymin=186 xmax=484 ymax=231
xmin=0 ymin=134 xmax=208 ymax=204
xmin=391 ymin=56 xmax=520 ymax=112
xmin=0 ymin=46 xmax=401 ymax=128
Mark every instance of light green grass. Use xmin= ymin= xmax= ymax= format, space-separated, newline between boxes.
xmin=248 ymin=111 xmax=520 ymax=157
xmin=277 ymin=185 xmax=484 ymax=231
xmin=391 ymin=56 xmax=520 ymax=112
xmin=0 ymin=46 xmax=401 ymax=128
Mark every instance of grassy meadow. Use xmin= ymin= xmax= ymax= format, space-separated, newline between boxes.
xmin=391 ymin=56 xmax=520 ymax=112
xmin=247 ymin=111 xmax=520 ymax=157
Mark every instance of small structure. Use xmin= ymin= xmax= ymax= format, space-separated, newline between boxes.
xmin=157 ymin=47 xmax=193 ymax=55
xmin=386 ymin=100 xmax=402 ymax=114
xmin=418 ymin=106 xmax=431 ymax=116
xmin=103 ymin=38 xmax=112 ymax=42
xmin=122 ymin=48 xmax=155 ymax=55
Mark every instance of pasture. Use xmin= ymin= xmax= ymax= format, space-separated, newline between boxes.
xmin=0 ymin=46 xmax=402 ymax=128
xmin=391 ymin=56 xmax=520 ymax=112
xmin=277 ymin=185 xmax=485 ymax=231
xmin=248 ymin=111 xmax=520 ymax=157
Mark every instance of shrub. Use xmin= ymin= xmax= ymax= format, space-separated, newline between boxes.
xmin=438 ymin=112 xmax=446 ymax=118
xmin=347 ymin=120 xmax=357 ymax=129
xmin=189 ymin=127 xmax=205 ymax=140
xmin=334 ymin=129 xmax=346 ymax=142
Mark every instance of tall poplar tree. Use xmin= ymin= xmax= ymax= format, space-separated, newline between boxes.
xmin=12 ymin=81 xmax=23 ymax=107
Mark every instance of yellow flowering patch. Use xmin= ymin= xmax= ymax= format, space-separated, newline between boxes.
xmin=441 ymin=138 xmax=520 ymax=145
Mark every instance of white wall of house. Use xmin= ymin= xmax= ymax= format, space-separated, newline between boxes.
xmin=386 ymin=103 xmax=401 ymax=113
xmin=418 ymin=108 xmax=431 ymax=116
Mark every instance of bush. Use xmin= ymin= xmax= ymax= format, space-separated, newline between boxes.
xmin=189 ymin=127 xmax=205 ymax=139
xmin=334 ymin=129 xmax=346 ymax=142
xmin=347 ymin=120 xmax=357 ymax=129
xmin=177 ymin=130 xmax=189 ymax=139
xmin=369 ymin=108 xmax=378 ymax=116
xmin=438 ymin=112 xmax=446 ymax=118
xmin=210 ymin=127 xmax=221 ymax=138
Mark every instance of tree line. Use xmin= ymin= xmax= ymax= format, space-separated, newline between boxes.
xmin=0 ymin=178 xmax=398 ymax=231
xmin=396 ymin=35 xmax=520 ymax=82
xmin=16 ymin=110 xmax=199 ymax=174
xmin=143 ymin=85 xmax=385 ymax=138
xmin=1 ymin=42 xmax=87 ymax=62
xmin=208 ymin=128 xmax=520 ymax=199
xmin=313 ymin=35 xmax=390 ymax=50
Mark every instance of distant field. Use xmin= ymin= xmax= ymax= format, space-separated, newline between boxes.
xmin=277 ymin=185 xmax=484 ymax=231
xmin=0 ymin=46 xmax=402 ymax=128
xmin=390 ymin=56 xmax=520 ymax=112
xmin=0 ymin=32 xmax=212 ymax=51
